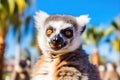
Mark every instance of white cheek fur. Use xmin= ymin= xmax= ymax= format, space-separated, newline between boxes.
xmin=37 ymin=26 xmax=82 ymax=55
xmin=62 ymin=33 xmax=82 ymax=53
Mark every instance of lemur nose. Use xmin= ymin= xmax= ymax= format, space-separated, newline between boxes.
xmin=52 ymin=35 xmax=63 ymax=43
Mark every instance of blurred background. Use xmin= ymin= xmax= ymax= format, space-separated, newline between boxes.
xmin=0 ymin=0 xmax=120 ymax=80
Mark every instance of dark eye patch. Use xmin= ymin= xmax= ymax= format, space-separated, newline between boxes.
xmin=61 ymin=28 xmax=73 ymax=38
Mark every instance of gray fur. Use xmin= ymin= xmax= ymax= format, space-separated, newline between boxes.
xmin=54 ymin=47 xmax=101 ymax=80
xmin=44 ymin=15 xmax=78 ymax=29
xmin=32 ymin=47 xmax=101 ymax=80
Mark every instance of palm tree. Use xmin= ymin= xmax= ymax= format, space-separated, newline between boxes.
xmin=0 ymin=0 xmax=31 ymax=79
xmin=111 ymin=21 xmax=120 ymax=63
xmin=83 ymin=26 xmax=113 ymax=66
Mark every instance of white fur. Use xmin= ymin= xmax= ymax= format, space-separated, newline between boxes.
xmin=32 ymin=59 xmax=57 ymax=80
xmin=76 ymin=15 xmax=91 ymax=27
xmin=45 ymin=21 xmax=72 ymax=34
xmin=106 ymin=63 xmax=114 ymax=71
xmin=14 ymin=64 xmax=23 ymax=72
xmin=116 ymin=66 xmax=120 ymax=76
xmin=98 ymin=65 xmax=105 ymax=71
xmin=34 ymin=11 xmax=49 ymax=30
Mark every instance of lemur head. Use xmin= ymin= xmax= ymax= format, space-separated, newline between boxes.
xmin=35 ymin=11 xmax=90 ymax=55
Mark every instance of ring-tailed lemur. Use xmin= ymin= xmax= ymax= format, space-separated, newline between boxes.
xmin=32 ymin=11 xmax=100 ymax=80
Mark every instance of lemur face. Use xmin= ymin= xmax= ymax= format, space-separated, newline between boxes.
xmin=44 ymin=16 xmax=77 ymax=51
xmin=35 ymin=11 xmax=90 ymax=54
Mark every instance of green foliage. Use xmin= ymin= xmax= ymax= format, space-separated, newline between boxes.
xmin=0 ymin=0 xmax=30 ymax=33
xmin=111 ymin=20 xmax=120 ymax=53
xmin=83 ymin=26 xmax=113 ymax=47
xmin=99 ymin=56 xmax=106 ymax=65
xmin=112 ymin=21 xmax=120 ymax=31
xmin=112 ymin=37 xmax=120 ymax=52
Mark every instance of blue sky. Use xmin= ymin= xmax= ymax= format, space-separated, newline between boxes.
xmin=5 ymin=0 xmax=120 ymax=62
xmin=35 ymin=0 xmax=120 ymax=25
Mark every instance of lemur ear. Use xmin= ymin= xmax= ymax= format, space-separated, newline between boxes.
xmin=34 ymin=11 xmax=49 ymax=30
xmin=76 ymin=15 xmax=91 ymax=33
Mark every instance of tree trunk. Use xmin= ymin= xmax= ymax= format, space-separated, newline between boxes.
xmin=0 ymin=33 xmax=6 ymax=80
xmin=92 ymin=48 xmax=100 ymax=67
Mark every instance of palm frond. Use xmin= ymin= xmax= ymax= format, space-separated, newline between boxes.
xmin=112 ymin=38 xmax=120 ymax=52
xmin=83 ymin=26 xmax=113 ymax=47
xmin=112 ymin=21 xmax=120 ymax=31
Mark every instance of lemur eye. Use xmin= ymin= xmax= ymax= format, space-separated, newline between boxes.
xmin=65 ymin=31 xmax=72 ymax=36
xmin=61 ymin=28 xmax=73 ymax=38
xmin=46 ymin=29 xmax=53 ymax=35
xmin=46 ymin=26 xmax=55 ymax=36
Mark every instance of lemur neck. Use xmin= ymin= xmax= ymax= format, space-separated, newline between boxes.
xmin=43 ymin=45 xmax=84 ymax=60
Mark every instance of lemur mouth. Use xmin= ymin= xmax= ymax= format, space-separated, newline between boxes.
xmin=49 ymin=42 xmax=67 ymax=51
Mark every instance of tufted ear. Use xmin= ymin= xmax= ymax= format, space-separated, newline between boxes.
xmin=76 ymin=15 xmax=91 ymax=33
xmin=34 ymin=11 xmax=49 ymax=30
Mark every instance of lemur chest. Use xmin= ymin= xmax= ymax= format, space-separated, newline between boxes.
xmin=34 ymin=59 xmax=57 ymax=80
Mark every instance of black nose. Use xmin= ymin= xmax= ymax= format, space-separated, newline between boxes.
xmin=52 ymin=35 xmax=63 ymax=43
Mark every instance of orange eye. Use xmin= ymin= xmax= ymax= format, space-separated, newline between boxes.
xmin=47 ymin=29 xmax=53 ymax=35
xmin=65 ymin=31 xmax=71 ymax=36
